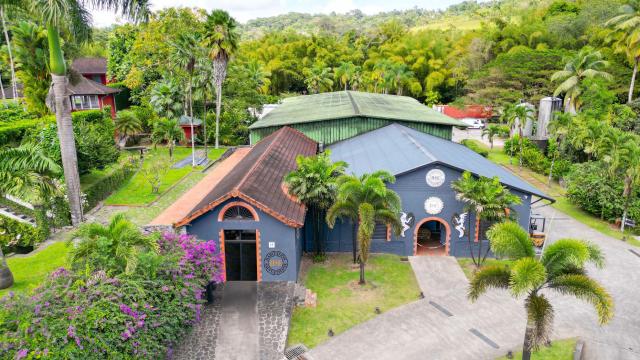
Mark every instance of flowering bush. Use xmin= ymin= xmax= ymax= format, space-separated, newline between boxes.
xmin=0 ymin=232 xmax=223 ymax=359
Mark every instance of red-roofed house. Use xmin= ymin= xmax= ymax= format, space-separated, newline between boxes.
xmin=70 ymin=58 xmax=119 ymax=118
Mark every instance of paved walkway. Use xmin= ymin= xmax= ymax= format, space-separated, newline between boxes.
xmin=216 ymin=282 xmax=260 ymax=360
xmin=308 ymin=205 xmax=640 ymax=359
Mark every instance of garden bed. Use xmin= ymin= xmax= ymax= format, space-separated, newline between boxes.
xmin=495 ymin=338 xmax=577 ymax=360
xmin=457 ymin=258 xmax=514 ymax=280
xmin=287 ymin=253 xmax=420 ymax=349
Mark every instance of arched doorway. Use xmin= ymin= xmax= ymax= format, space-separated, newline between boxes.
xmin=414 ymin=217 xmax=451 ymax=256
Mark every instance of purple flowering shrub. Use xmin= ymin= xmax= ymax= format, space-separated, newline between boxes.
xmin=0 ymin=232 xmax=223 ymax=359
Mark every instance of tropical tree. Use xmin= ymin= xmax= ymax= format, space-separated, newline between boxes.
xmin=151 ymin=118 xmax=185 ymax=160
xmin=284 ymin=151 xmax=347 ymax=256
xmin=551 ymin=47 xmax=612 ymax=112
xmin=500 ymin=103 xmax=518 ymax=164
xmin=149 ymin=80 xmax=183 ymax=119
xmin=304 ymin=65 xmax=334 ymax=94
xmin=547 ymin=112 xmax=573 ymax=184
xmin=0 ymin=4 xmax=17 ymax=100
xmin=203 ymin=9 xmax=239 ymax=149
xmin=246 ymin=60 xmax=271 ymax=94
xmin=193 ymin=55 xmax=215 ymax=161
xmin=512 ymin=105 xmax=535 ymax=168
xmin=606 ymin=1 xmax=640 ymax=103
xmin=451 ymin=171 xmax=521 ymax=268
xmin=326 ymin=171 xmax=402 ymax=284
xmin=470 ymin=222 xmax=613 ymax=360
xmin=5 ymin=0 xmax=150 ymax=226
xmin=114 ymin=110 xmax=142 ymax=145
xmin=481 ymin=124 xmax=502 ymax=149
xmin=569 ymin=117 xmax=605 ymax=160
xmin=70 ymin=214 xmax=158 ymax=275
xmin=333 ymin=61 xmax=358 ymax=91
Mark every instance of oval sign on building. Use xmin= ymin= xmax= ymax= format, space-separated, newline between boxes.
xmin=424 ymin=197 xmax=444 ymax=215
xmin=426 ymin=169 xmax=445 ymax=187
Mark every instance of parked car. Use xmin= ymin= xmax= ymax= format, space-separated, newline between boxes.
xmin=460 ymin=118 xmax=486 ymax=129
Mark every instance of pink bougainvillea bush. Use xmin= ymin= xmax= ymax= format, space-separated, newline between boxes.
xmin=0 ymin=232 xmax=223 ymax=359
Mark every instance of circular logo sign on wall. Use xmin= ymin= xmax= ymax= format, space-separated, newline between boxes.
xmin=264 ymin=251 xmax=289 ymax=276
xmin=424 ymin=197 xmax=444 ymax=215
xmin=426 ymin=169 xmax=446 ymax=187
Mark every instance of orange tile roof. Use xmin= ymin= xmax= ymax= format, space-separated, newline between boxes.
xmin=149 ymin=147 xmax=251 ymax=226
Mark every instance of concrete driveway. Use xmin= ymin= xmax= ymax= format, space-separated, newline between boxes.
xmin=308 ymin=205 xmax=640 ymax=359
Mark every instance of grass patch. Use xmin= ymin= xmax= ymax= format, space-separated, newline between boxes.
xmin=0 ymin=242 xmax=69 ymax=298
xmin=104 ymin=147 xmax=225 ymax=206
xmin=457 ymin=258 xmax=514 ymax=280
xmin=288 ymin=253 xmax=420 ymax=349
xmin=496 ymin=338 xmax=576 ymax=360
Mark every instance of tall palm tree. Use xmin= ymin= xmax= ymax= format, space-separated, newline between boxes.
xmin=333 ymin=62 xmax=358 ymax=91
xmin=114 ymin=109 xmax=142 ymax=146
xmin=0 ymin=143 xmax=61 ymax=290
xmin=5 ymin=0 xmax=149 ymax=226
xmin=71 ymin=213 xmax=158 ymax=275
xmin=390 ymin=63 xmax=414 ymax=96
xmin=512 ymin=105 xmax=535 ymax=169
xmin=470 ymin=222 xmax=613 ymax=360
xmin=170 ymin=32 xmax=202 ymax=167
xmin=203 ymin=9 xmax=239 ymax=149
xmin=151 ymin=118 xmax=185 ymax=160
xmin=193 ymin=55 xmax=215 ymax=161
xmin=304 ymin=65 xmax=334 ymax=94
xmin=547 ymin=112 xmax=573 ymax=184
xmin=451 ymin=171 xmax=521 ymax=268
xmin=326 ymin=171 xmax=402 ymax=284
xmin=551 ymin=47 xmax=612 ymax=112
xmin=284 ymin=151 xmax=347 ymax=255
xmin=606 ymin=1 xmax=640 ymax=103
xmin=0 ymin=5 xmax=17 ymax=99
xmin=481 ymin=124 xmax=502 ymax=149
xmin=149 ymin=80 xmax=184 ymax=119
xmin=500 ymin=103 xmax=518 ymax=164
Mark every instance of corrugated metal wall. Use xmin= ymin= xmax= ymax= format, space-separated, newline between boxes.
xmin=250 ymin=117 xmax=453 ymax=145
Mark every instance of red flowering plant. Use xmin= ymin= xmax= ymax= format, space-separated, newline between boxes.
xmin=0 ymin=226 xmax=223 ymax=359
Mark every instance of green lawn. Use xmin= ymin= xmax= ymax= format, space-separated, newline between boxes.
xmin=288 ymin=254 xmax=421 ymax=349
xmin=104 ymin=147 xmax=225 ymax=206
xmin=0 ymin=241 xmax=69 ymax=298
xmin=496 ymin=338 xmax=577 ymax=360
xmin=457 ymin=258 xmax=514 ymax=280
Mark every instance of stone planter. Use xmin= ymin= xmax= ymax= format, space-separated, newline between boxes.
xmin=0 ymin=266 xmax=14 ymax=290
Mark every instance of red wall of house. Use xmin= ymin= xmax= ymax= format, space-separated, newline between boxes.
xmin=99 ymin=95 xmax=117 ymax=118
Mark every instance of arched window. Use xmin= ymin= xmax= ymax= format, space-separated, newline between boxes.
xmin=222 ymin=205 xmax=255 ymax=221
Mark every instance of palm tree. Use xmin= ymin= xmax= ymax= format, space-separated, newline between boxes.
xmin=470 ymin=222 xmax=613 ymax=360
xmin=0 ymin=143 xmax=61 ymax=290
xmin=5 ymin=0 xmax=149 ymax=226
xmin=451 ymin=171 xmax=521 ymax=268
xmin=203 ymin=9 xmax=239 ymax=150
xmin=390 ymin=63 xmax=414 ymax=96
xmin=114 ymin=110 xmax=142 ymax=146
xmin=149 ymin=81 xmax=184 ymax=119
xmin=569 ymin=117 xmax=605 ymax=160
xmin=284 ymin=151 xmax=347 ymax=255
xmin=326 ymin=171 xmax=402 ymax=284
xmin=151 ymin=118 xmax=185 ymax=160
xmin=71 ymin=214 xmax=158 ymax=275
xmin=0 ymin=5 xmax=17 ymax=99
xmin=551 ymin=47 xmax=612 ymax=112
xmin=246 ymin=60 xmax=271 ymax=94
xmin=606 ymin=1 xmax=640 ymax=103
xmin=304 ymin=65 xmax=334 ymax=94
xmin=547 ymin=112 xmax=573 ymax=184
xmin=333 ymin=62 xmax=358 ymax=91
xmin=481 ymin=124 xmax=502 ymax=149
xmin=512 ymin=105 xmax=535 ymax=169
xmin=170 ymin=32 xmax=202 ymax=167
xmin=500 ymin=104 xmax=518 ymax=164
xmin=193 ymin=55 xmax=215 ymax=161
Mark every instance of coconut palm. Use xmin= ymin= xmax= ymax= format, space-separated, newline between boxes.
xmin=304 ymin=65 xmax=334 ymax=94
xmin=0 ymin=5 xmax=17 ymax=99
xmin=284 ymin=151 xmax=347 ymax=255
xmin=151 ymin=118 xmax=185 ymax=160
xmin=71 ymin=214 xmax=158 ymax=275
xmin=451 ymin=171 xmax=521 ymax=268
xmin=326 ymin=171 xmax=402 ymax=284
xmin=606 ymin=1 xmax=640 ymax=103
xmin=149 ymin=81 xmax=184 ymax=119
xmin=193 ymin=55 xmax=215 ymax=160
xmin=481 ymin=124 xmax=502 ymax=149
xmin=333 ymin=62 xmax=358 ymax=91
xmin=569 ymin=117 xmax=605 ymax=160
xmin=470 ymin=221 xmax=613 ymax=360
xmin=2 ymin=0 xmax=149 ymax=226
xmin=202 ymin=9 xmax=239 ymax=149
xmin=551 ymin=47 xmax=612 ymax=112
xmin=114 ymin=110 xmax=142 ymax=145
xmin=547 ymin=112 xmax=573 ymax=184
xmin=512 ymin=105 xmax=535 ymax=169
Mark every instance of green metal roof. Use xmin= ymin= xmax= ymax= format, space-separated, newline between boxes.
xmin=249 ymin=91 xmax=466 ymax=129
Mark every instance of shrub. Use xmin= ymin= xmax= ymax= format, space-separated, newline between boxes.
xmin=71 ymin=110 xmax=105 ymax=124
xmin=0 ymin=232 xmax=223 ymax=359
xmin=461 ymin=139 xmax=489 ymax=157
xmin=522 ymin=147 xmax=550 ymax=174
xmin=0 ymin=215 xmax=46 ymax=252
xmin=0 ymin=103 xmax=35 ymax=123
xmin=503 ymin=135 xmax=537 ymax=155
xmin=0 ymin=117 xmax=55 ymax=146
xmin=82 ymin=163 xmax=136 ymax=211
xmin=550 ymin=158 xmax=572 ymax=181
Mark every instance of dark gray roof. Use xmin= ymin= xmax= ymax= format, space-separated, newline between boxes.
xmin=178 ymin=115 xmax=203 ymax=126
xmin=68 ymin=76 xmax=120 ymax=95
xmin=328 ymin=123 xmax=553 ymax=201
xmin=72 ymin=57 xmax=107 ymax=74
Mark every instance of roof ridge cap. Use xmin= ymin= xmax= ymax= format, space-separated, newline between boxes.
xmin=346 ymin=91 xmax=360 ymax=115
xmin=399 ymin=126 xmax=436 ymax=162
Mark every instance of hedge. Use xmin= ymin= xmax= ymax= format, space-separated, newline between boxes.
xmin=83 ymin=163 xmax=136 ymax=211
xmin=0 ymin=117 xmax=55 ymax=146
xmin=461 ymin=139 xmax=489 ymax=157
xmin=0 ymin=214 xmax=47 ymax=252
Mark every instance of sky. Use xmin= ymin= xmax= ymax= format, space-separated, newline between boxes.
xmin=90 ymin=0 xmax=472 ymax=27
